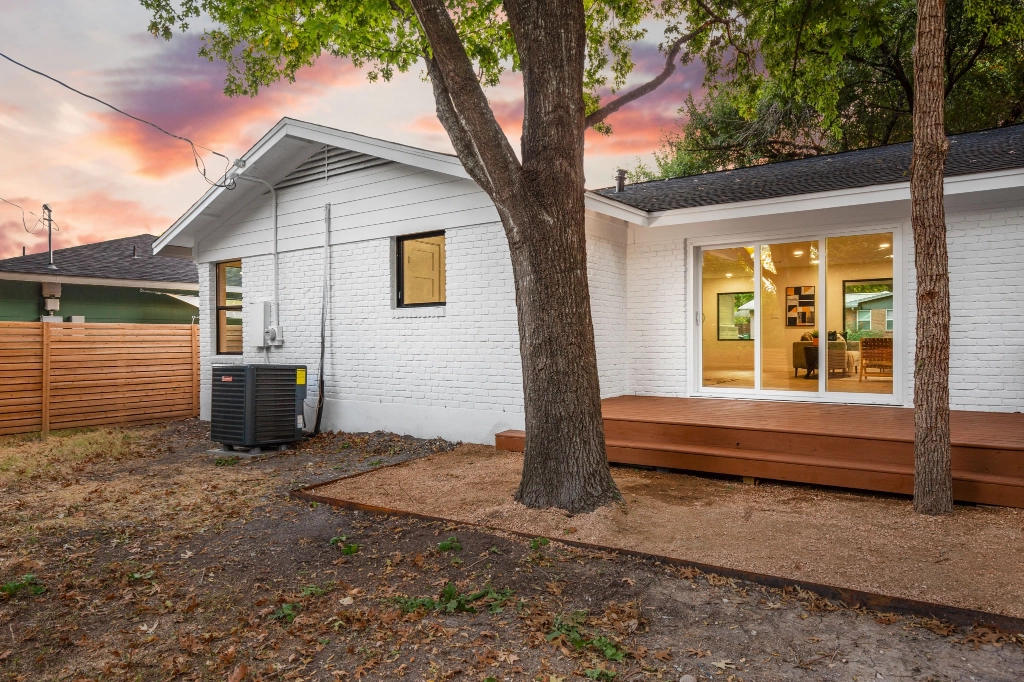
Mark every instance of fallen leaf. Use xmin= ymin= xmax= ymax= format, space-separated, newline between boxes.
xmin=653 ymin=649 xmax=671 ymax=661
xmin=228 ymin=663 xmax=248 ymax=682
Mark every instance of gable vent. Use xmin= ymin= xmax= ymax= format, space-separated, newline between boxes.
xmin=274 ymin=146 xmax=391 ymax=190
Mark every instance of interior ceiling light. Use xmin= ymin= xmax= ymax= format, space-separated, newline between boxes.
xmin=760 ymin=246 xmax=777 ymax=274
xmin=793 ymin=250 xmax=804 ymax=256
xmin=725 ymin=273 xmax=733 ymax=278
xmin=879 ymin=243 xmax=891 ymax=248
xmin=810 ymin=259 xmax=819 ymax=264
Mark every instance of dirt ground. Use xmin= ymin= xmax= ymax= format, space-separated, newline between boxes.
xmin=0 ymin=421 xmax=1022 ymax=681
xmin=315 ymin=445 xmax=1024 ymax=619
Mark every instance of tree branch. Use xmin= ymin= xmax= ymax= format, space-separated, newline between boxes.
xmin=585 ymin=21 xmax=712 ymax=130
xmin=424 ymin=56 xmax=494 ymax=196
xmin=409 ymin=0 xmax=521 ymax=195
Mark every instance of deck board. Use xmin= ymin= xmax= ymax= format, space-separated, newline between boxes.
xmin=601 ymin=396 xmax=1024 ymax=450
xmin=495 ymin=396 xmax=1024 ymax=507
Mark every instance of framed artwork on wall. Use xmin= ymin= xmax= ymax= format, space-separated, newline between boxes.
xmin=786 ymin=286 xmax=815 ymax=326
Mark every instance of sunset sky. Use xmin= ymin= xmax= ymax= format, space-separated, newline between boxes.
xmin=0 ymin=2 xmax=705 ymax=259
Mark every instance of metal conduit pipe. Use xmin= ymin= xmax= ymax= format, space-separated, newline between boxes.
xmin=230 ymin=171 xmax=281 ymax=338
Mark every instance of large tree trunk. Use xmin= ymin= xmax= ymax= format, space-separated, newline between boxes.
xmin=413 ymin=0 xmax=619 ymax=513
xmin=503 ymin=0 xmax=618 ymax=513
xmin=911 ymin=0 xmax=953 ymax=514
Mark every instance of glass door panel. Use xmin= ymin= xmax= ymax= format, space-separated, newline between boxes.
xmin=701 ymin=247 xmax=755 ymax=389
xmin=760 ymin=241 xmax=819 ymax=391
xmin=825 ymin=233 xmax=894 ymax=394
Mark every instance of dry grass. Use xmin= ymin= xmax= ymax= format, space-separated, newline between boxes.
xmin=0 ymin=426 xmax=153 ymax=488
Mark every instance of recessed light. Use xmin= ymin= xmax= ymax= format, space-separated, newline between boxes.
xmin=810 ymin=259 xmax=819 ymax=264
xmin=879 ymin=243 xmax=890 ymax=248
xmin=725 ymin=273 xmax=733 ymax=278
xmin=793 ymin=250 xmax=804 ymax=256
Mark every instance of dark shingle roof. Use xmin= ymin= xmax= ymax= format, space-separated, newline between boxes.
xmin=0 ymin=234 xmax=197 ymax=284
xmin=595 ymin=124 xmax=1024 ymax=212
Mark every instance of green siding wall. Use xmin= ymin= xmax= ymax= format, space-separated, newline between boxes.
xmin=0 ymin=281 xmax=196 ymax=323
xmin=0 ymin=280 xmax=42 ymax=321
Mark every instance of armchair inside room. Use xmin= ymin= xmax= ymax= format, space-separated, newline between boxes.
xmin=860 ymin=337 xmax=894 ymax=380
xmin=826 ymin=340 xmax=851 ymax=376
xmin=792 ymin=340 xmax=852 ymax=377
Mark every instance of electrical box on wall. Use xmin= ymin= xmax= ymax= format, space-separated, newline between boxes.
xmin=247 ymin=301 xmax=272 ymax=348
xmin=41 ymin=282 xmax=61 ymax=298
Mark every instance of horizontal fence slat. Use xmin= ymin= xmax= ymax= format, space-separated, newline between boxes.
xmin=0 ymin=322 xmax=198 ymax=434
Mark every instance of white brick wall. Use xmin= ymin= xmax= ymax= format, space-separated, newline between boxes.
xmin=945 ymin=205 xmax=1024 ymax=411
xmin=587 ymin=234 xmax=628 ymax=397
xmin=197 ymin=194 xmax=1024 ymax=441
xmin=626 ymin=237 xmax=689 ymax=396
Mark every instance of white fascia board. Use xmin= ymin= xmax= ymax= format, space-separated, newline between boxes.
xmin=584 ymin=191 xmax=649 ymax=226
xmin=0 ymin=271 xmax=199 ymax=291
xmin=154 ymin=117 xmax=471 ymax=255
xmin=281 ymin=119 xmax=469 ymax=180
xmin=645 ymin=166 xmax=1024 ymax=229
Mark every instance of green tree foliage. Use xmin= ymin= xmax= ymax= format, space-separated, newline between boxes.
xmin=140 ymin=0 xmax=693 ymax=121
xmin=632 ymin=0 xmax=1024 ymax=180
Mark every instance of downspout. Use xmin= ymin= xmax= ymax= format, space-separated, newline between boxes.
xmin=313 ymin=202 xmax=330 ymax=435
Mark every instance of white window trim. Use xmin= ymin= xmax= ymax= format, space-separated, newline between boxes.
xmin=686 ymin=221 xmax=906 ymax=407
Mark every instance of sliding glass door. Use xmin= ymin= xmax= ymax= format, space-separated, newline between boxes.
xmin=698 ymin=232 xmax=894 ymax=400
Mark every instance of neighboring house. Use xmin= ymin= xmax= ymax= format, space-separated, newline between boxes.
xmin=0 ymin=234 xmax=199 ymax=323
xmin=154 ymin=118 xmax=1024 ymax=443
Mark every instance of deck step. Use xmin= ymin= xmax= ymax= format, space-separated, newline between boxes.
xmin=493 ymin=428 xmax=1024 ymax=507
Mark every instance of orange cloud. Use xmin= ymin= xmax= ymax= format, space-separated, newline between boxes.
xmin=95 ymin=38 xmax=367 ymax=179
xmin=0 ymin=191 xmax=171 ymax=259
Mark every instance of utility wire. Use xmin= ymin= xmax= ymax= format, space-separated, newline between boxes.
xmin=1 ymin=196 xmax=60 ymax=234
xmin=0 ymin=51 xmax=235 ymax=189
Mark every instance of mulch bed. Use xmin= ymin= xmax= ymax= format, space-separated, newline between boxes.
xmin=309 ymin=445 xmax=1024 ymax=619
xmin=0 ymin=422 xmax=1022 ymax=681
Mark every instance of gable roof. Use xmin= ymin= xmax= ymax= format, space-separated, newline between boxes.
xmin=594 ymin=124 xmax=1024 ymax=213
xmin=0 ymin=234 xmax=197 ymax=286
xmin=154 ymin=117 xmax=469 ymax=253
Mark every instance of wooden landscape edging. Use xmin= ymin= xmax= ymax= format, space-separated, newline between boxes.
xmin=291 ymin=467 xmax=1024 ymax=635
xmin=0 ymin=321 xmax=200 ymax=437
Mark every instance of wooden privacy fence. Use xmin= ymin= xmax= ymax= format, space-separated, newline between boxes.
xmin=0 ymin=322 xmax=199 ymax=436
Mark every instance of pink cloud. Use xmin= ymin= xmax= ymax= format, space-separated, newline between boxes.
xmin=0 ymin=191 xmax=171 ymax=259
xmin=406 ymin=50 xmax=704 ymax=161
xmin=95 ymin=37 xmax=367 ymax=178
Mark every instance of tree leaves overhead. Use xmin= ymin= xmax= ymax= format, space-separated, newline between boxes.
xmin=634 ymin=0 xmax=1024 ymax=180
xmin=141 ymin=0 xmax=687 ymax=109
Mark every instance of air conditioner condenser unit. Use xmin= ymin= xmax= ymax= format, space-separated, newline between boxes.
xmin=210 ymin=364 xmax=307 ymax=451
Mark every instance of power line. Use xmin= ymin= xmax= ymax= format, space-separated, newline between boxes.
xmin=0 ymin=51 xmax=235 ymax=189
xmin=1 ymin=196 xmax=60 ymax=234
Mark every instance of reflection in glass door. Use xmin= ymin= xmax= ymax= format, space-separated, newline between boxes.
xmin=699 ymin=233 xmax=896 ymax=400
xmin=825 ymin=232 xmax=894 ymax=395
xmin=760 ymin=241 xmax=819 ymax=391
xmin=701 ymin=247 xmax=755 ymax=389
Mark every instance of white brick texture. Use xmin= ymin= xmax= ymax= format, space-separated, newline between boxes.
xmin=626 ymin=238 xmax=689 ymax=396
xmin=198 ymin=201 xmax=1024 ymax=437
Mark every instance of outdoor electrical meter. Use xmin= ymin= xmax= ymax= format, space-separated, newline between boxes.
xmin=210 ymin=364 xmax=307 ymax=452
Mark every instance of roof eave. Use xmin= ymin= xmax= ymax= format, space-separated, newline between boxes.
xmin=0 ymin=271 xmax=199 ymax=291
xmin=153 ymin=118 xmax=471 ymax=255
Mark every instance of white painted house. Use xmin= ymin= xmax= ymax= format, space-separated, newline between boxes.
xmin=154 ymin=119 xmax=1024 ymax=444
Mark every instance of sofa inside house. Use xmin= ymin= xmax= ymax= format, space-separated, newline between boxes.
xmin=792 ymin=340 xmax=860 ymax=377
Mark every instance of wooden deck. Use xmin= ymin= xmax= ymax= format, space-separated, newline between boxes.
xmin=495 ymin=396 xmax=1024 ymax=508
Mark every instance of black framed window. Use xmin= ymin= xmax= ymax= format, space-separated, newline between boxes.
xmin=396 ymin=231 xmax=446 ymax=307
xmin=717 ymin=291 xmax=753 ymax=340
xmin=216 ymin=260 xmax=243 ymax=354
